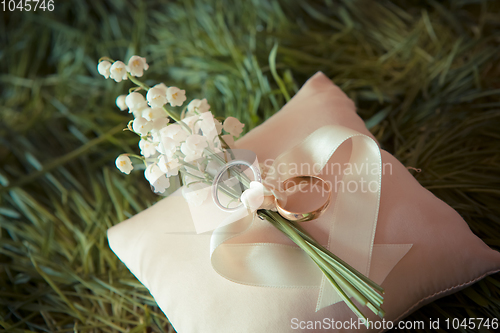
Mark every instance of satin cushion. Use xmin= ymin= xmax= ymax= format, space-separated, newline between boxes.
xmin=107 ymin=72 xmax=500 ymax=332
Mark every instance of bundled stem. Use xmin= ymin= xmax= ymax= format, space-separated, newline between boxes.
xmin=257 ymin=210 xmax=385 ymax=324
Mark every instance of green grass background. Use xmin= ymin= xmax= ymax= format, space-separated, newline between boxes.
xmin=1 ymin=0 xmax=500 ymax=331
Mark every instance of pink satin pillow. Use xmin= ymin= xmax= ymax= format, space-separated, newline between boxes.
xmin=108 ymin=72 xmax=500 ymax=332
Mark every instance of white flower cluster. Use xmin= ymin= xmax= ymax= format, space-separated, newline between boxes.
xmin=103 ymin=55 xmax=246 ymax=202
xmin=98 ymin=55 xmax=149 ymax=82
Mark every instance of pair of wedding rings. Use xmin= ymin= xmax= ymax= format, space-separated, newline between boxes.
xmin=212 ymin=160 xmax=331 ymax=222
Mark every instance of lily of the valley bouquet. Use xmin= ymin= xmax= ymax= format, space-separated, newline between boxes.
xmin=98 ymin=55 xmax=385 ymax=324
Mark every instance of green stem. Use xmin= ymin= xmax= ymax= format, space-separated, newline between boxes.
xmin=269 ymin=212 xmax=368 ymax=304
xmin=316 ymin=250 xmax=384 ymax=311
xmin=128 ymin=153 xmax=144 ymax=159
xmin=259 ymin=210 xmax=370 ymax=322
xmin=127 ymin=73 xmax=150 ymax=91
xmin=287 ymin=220 xmax=384 ymax=294
xmin=205 ymin=148 xmax=252 ymax=188
xmin=163 ymin=105 xmax=184 ymax=125
xmin=265 ymin=210 xmax=385 ymax=318
xmin=128 ymin=153 xmax=147 ymax=167
xmin=180 ymin=169 xmax=240 ymax=200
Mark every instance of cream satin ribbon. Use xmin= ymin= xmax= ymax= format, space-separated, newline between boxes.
xmin=190 ymin=125 xmax=412 ymax=311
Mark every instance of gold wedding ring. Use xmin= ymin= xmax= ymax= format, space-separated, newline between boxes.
xmin=275 ymin=176 xmax=331 ymax=222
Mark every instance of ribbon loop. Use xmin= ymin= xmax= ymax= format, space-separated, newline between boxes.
xmin=191 ymin=125 xmax=412 ymax=311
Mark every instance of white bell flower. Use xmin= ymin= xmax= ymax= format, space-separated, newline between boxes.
xmin=115 ymin=95 xmax=128 ymax=111
xmin=159 ymin=123 xmax=188 ymax=145
xmin=186 ymin=98 xmax=210 ymax=116
xmin=151 ymin=131 xmax=161 ymax=143
xmin=223 ymin=117 xmax=245 ymax=138
xmin=180 ymin=134 xmax=208 ymax=162
xmin=182 ymin=176 xmax=210 ymax=207
xmin=152 ymin=175 xmax=170 ymax=194
xmin=109 ymin=61 xmax=128 ymax=82
xmin=139 ymin=139 xmax=158 ymax=158
xmin=156 ymin=135 xmax=177 ymax=158
xmin=126 ymin=55 xmax=149 ymax=77
xmin=198 ymin=112 xmax=216 ymax=133
xmin=132 ymin=110 xmax=143 ymax=119
xmin=125 ymin=92 xmax=148 ymax=112
xmin=144 ymin=164 xmax=169 ymax=193
xmin=198 ymin=112 xmax=222 ymax=136
xmin=158 ymin=155 xmax=181 ymax=177
xmin=166 ymin=86 xmax=187 ymax=107
xmin=157 ymin=155 xmax=169 ymax=173
xmin=115 ymin=154 xmax=133 ymax=174
xmin=132 ymin=117 xmax=153 ymax=136
xmin=167 ymin=159 xmax=181 ymax=177
xmin=146 ymin=87 xmax=168 ymax=108
xmin=153 ymin=83 xmax=168 ymax=94
xmin=150 ymin=117 xmax=170 ymax=134
xmin=181 ymin=114 xmax=199 ymax=132
xmin=197 ymin=113 xmax=222 ymax=149
xmin=97 ymin=61 xmax=111 ymax=79
xmin=144 ymin=163 xmax=163 ymax=183
xmin=142 ymin=107 xmax=167 ymax=121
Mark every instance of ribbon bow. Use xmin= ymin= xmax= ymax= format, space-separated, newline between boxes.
xmin=189 ymin=125 xmax=412 ymax=311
